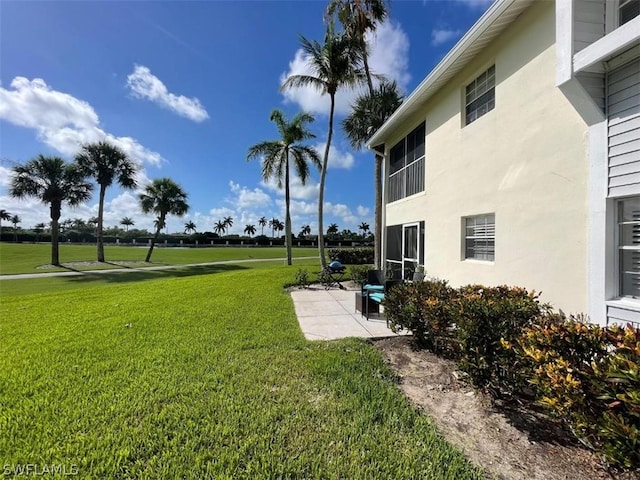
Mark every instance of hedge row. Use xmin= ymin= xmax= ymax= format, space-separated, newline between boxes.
xmin=327 ymin=247 xmax=374 ymax=265
xmin=384 ymin=280 xmax=640 ymax=469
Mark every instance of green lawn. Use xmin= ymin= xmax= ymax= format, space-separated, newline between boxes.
xmin=0 ymin=265 xmax=483 ymax=479
xmin=0 ymin=242 xmax=318 ymax=275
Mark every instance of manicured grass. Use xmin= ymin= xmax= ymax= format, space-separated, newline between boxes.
xmin=0 ymin=242 xmax=318 ymax=275
xmin=0 ymin=259 xmax=320 ymax=297
xmin=0 ymin=265 xmax=483 ymax=479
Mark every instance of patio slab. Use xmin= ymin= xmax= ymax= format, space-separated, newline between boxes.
xmin=290 ymin=287 xmax=408 ymax=341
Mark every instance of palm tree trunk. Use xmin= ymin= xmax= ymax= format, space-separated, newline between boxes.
xmin=362 ymin=48 xmax=374 ymax=94
xmin=97 ymin=186 xmax=106 ymax=262
xmin=317 ymin=94 xmax=336 ymax=269
xmin=145 ymin=224 xmax=162 ymax=263
xmin=285 ymin=149 xmax=293 ymax=266
xmin=50 ymin=202 xmax=61 ymax=266
xmin=374 ymin=153 xmax=383 ymax=269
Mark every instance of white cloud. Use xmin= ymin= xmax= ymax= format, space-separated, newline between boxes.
xmin=0 ymin=166 xmax=13 ymax=188
xmin=280 ymin=20 xmax=410 ymax=116
xmin=431 ymin=28 xmax=463 ymax=46
xmin=0 ymin=76 xmax=163 ymax=167
xmin=126 ymin=65 xmax=209 ymax=122
xmin=228 ymin=181 xmax=272 ymax=209
xmin=262 ymin=174 xmax=319 ymax=201
xmin=314 ymin=142 xmax=355 ymax=170
xmin=356 ymin=205 xmax=370 ymax=217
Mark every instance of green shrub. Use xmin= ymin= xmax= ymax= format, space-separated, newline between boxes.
xmin=514 ymin=318 xmax=640 ymax=468
xmin=384 ymin=279 xmax=457 ymax=353
xmin=348 ymin=264 xmax=371 ymax=287
xmin=328 ymin=248 xmax=374 ymax=265
xmin=295 ymin=268 xmax=310 ymax=288
xmin=453 ymin=285 xmax=546 ymax=392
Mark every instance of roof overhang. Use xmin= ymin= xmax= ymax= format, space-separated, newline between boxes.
xmin=366 ymin=0 xmax=535 ymax=150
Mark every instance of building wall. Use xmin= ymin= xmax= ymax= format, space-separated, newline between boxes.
xmin=384 ymin=1 xmax=590 ymax=313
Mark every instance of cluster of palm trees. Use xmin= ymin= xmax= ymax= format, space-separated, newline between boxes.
xmin=8 ymin=142 xmax=189 ymax=265
xmin=0 ymin=209 xmax=22 ymax=242
xmin=247 ymin=0 xmax=402 ymax=268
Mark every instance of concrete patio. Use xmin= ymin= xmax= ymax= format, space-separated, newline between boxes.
xmin=290 ymin=286 xmax=408 ymax=341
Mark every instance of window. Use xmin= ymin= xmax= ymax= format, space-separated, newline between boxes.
xmin=464 ymin=214 xmax=495 ymax=261
xmin=385 ymin=221 xmax=425 ymax=280
xmin=388 ymin=122 xmax=425 ymax=203
xmin=618 ymin=197 xmax=640 ymax=298
xmin=465 ymin=65 xmax=495 ymax=125
xmin=619 ymin=0 xmax=640 ymax=26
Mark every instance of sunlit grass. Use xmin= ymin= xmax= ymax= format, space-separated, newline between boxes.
xmin=1 ymin=265 xmax=483 ymax=479
xmin=0 ymin=242 xmax=318 ymax=275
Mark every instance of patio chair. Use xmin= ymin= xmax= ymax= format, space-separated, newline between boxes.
xmin=361 ymin=269 xmax=385 ymax=295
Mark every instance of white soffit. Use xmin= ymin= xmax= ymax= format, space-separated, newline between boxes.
xmin=367 ymin=0 xmax=535 ymax=149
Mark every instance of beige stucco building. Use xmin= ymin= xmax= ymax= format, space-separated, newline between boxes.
xmin=368 ymin=0 xmax=640 ymax=325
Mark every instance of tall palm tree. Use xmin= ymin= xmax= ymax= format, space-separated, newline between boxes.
xmin=269 ymin=218 xmax=278 ymax=238
xmin=184 ymin=221 xmax=197 ymax=234
xmin=75 ymin=141 xmax=137 ymax=262
xmin=327 ymin=223 xmax=339 ymax=239
xmin=244 ymin=224 xmax=256 ymax=237
xmin=359 ymin=221 xmax=370 ymax=239
xmin=343 ymin=80 xmax=402 ymax=268
xmin=274 ymin=219 xmax=285 ymax=237
xmin=10 ymin=214 xmax=21 ymax=242
xmin=223 ymin=216 xmax=234 ymax=233
xmin=258 ymin=216 xmax=268 ymax=236
xmin=10 ymin=155 xmax=92 ymax=265
xmin=0 ymin=209 xmax=11 ymax=236
xmin=139 ymin=178 xmax=189 ymax=263
xmin=326 ymin=0 xmax=388 ymax=94
xmin=247 ymin=109 xmax=321 ymax=265
xmin=213 ymin=220 xmax=226 ymax=236
xmin=34 ymin=222 xmax=46 ymax=242
xmin=120 ymin=217 xmax=134 ymax=232
xmin=281 ymin=23 xmax=363 ymax=268
xmin=300 ymin=224 xmax=311 ymax=237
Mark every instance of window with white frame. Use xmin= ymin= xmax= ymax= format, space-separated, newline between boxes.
xmin=618 ymin=197 xmax=640 ymax=298
xmin=619 ymin=0 xmax=640 ymax=26
xmin=388 ymin=122 xmax=425 ymax=203
xmin=465 ymin=65 xmax=495 ymax=125
xmin=464 ymin=214 xmax=495 ymax=261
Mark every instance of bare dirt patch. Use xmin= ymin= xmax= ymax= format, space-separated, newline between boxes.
xmin=373 ymin=336 xmax=639 ymax=480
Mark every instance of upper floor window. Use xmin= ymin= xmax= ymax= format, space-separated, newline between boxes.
xmin=619 ymin=0 xmax=640 ymax=26
xmin=465 ymin=65 xmax=495 ymax=125
xmin=464 ymin=213 xmax=495 ymax=261
xmin=388 ymin=122 xmax=425 ymax=203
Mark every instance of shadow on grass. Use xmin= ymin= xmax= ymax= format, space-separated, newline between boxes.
xmin=65 ymin=263 xmax=249 ymax=285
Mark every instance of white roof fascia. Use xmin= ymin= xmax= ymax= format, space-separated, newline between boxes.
xmin=367 ymin=0 xmax=533 ymax=150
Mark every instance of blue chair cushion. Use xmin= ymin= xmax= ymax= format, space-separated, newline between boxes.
xmin=363 ymin=284 xmax=385 ymax=292
xmin=369 ymin=293 xmax=385 ymax=303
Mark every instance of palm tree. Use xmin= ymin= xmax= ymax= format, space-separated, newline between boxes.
xmin=359 ymin=221 xmax=370 ymax=239
xmin=329 ymin=0 xmax=394 ymax=269
xmin=223 ymin=216 xmax=234 ymax=233
xmin=274 ymin=219 xmax=285 ymax=237
xmin=184 ymin=221 xmax=197 ymax=235
xmin=247 ymin=109 xmax=321 ymax=265
xmin=10 ymin=214 xmax=21 ymax=242
xmin=258 ymin=216 xmax=268 ymax=236
xmin=326 ymin=0 xmax=388 ymax=94
xmin=10 ymin=155 xmax=92 ymax=265
xmin=213 ymin=220 xmax=226 ymax=236
xmin=244 ymin=224 xmax=256 ymax=237
xmin=281 ymin=23 xmax=363 ymax=268
xmin=343 ymin=80 xmax=402 ymax=268
xmin=0 ymin=209 xmax=11 ymax=236
xmin=33 ymin=222 xmax=46 ymax=242
xmin=139 ymin=178 xmax=189 ymax=263
xmin=269 ymin=218 xmax=278 ymax=238
xmin=75 ymin=141 xmax=137 ymax=262
xmin=327 ymin=223 xmax=339 ymax=239
xmin=300 ymin=224 xmax=311 ymax=237
xmin=120 ymin=217 xmax=134 ymax=232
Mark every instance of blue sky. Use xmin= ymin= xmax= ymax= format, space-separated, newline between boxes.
xmin=0 ymin=0 xmax=491 ymax=235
